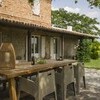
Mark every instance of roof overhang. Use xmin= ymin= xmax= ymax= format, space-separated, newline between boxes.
xmin=0 ymin=18 xmax=99 ymax=39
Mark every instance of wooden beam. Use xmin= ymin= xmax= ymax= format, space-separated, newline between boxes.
xmin=27 ymin=30 xmax=31 ymax=61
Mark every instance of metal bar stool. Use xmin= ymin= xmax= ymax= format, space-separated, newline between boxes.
xmin=74 ymin=62 xmax=86 ymax=94
xmin=0 ymin=77 xmax=7 ymax=90
xmin=18 ymin=69 xmax=57 ymax=100
xmin=55 ymin=63 xmax=76 ymax=100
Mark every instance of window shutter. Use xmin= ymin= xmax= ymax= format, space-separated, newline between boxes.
xmin=32 ymin=0 xmax=40 ymax=15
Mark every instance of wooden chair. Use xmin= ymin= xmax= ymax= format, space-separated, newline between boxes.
xmin=55 ymin=64 xmax=76 ymax=100
xmin=74 ymin=62 xmax=86 ymax=94
xmin=18 ymin=69 xmax=57 ymax=100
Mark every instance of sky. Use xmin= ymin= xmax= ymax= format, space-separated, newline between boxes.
xmin=52 ymin=0 xmax=100 ymax=29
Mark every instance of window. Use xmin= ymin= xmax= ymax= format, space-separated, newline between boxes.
xmin=51 ymin=37 xmax=61 ymax=59
xmin=32 ymin=0 xmax=40 ymax=15
xmin=31 ymin=36 xmax=39 ymax=53
xmin=31 ymin=35 xmax=40 ymax=58
xmin=53 ymin=38 xmax=57 ymax=54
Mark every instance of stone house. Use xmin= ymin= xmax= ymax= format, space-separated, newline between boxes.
xmin=0 ymin=0 xmax=96 ymax=61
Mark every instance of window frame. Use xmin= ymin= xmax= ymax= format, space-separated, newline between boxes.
xmin=32 ymin=0 xmax=40 ymax=16
xmin=31 ymin=35 xmax=40 ymax=58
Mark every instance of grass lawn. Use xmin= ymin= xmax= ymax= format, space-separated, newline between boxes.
xmin=85 ymin=58 xmax=100 ymax=69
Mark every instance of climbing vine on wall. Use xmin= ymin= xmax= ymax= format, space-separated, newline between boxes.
xmin=76 ymin=39 xmax=91 ymax=62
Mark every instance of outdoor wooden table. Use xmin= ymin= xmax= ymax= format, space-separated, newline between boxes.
xmin=0 ymin=59 xmax=76 ymax=100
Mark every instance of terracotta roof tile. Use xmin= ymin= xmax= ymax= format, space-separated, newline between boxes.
xmin=0 ymin=17 xmax=99 ymax=39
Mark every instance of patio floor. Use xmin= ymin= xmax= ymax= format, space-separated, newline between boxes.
xmin=0 ymin=68 xmax=100 ymax=100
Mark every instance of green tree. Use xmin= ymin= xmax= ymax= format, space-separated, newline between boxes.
xmin=75 ymin=0 xmax=100 ymax=8
xmin=52 ymin=9 xmax=100 ymax=35
xmin=52 ymin=9 xmax=100 ymax=62
xmin=76 ymin=39 xmax=91 ymax=62
xmin=90 ymin=40 xmax=100 ymax=59
xmin=28 ymin=0 xmax=100 ymax=8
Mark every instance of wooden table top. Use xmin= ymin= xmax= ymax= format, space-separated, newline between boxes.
xmin=0 ymin=59 xmax=77 ymax=79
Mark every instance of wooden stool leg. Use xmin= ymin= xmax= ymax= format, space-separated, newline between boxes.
xmin=75 ymin=66 xmax=80 ymax=94
xmin=54 ymin=83 xmax=58 ymax=100
xmin=83 ymin=76 xmax=86 ymax=89
xmin=9 ymin=78 xmax=17 ymax=100
xmin=3 ymin=82 xmax=7 ymax=90
xmin=54 ymin=92 xmax=57 ymax=100
xmin=64 ymin=83 xmax=67 ymax=100
xmin=72 ymin=82 xmax=76 ymax=96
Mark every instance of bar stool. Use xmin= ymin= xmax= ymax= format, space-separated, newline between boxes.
xmin=18 ymin=69 xmax=57 ymax=100
xmin=74 ymin=62 xmax=86 ymax=94
xmin=55 ymin=64 xmax=76 ymax=100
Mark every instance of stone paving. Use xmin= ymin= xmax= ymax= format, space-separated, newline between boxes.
xmin=0 ymin=68 xmax=100 ymax=100
xmin=76 ymin=68 xmax=100 ymax=100
xmin=70 ymin=68 xmax=100 ymax=100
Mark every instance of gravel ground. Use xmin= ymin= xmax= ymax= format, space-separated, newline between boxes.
xmin=0 ymin=68 xmax=100 ymax=100
xmin=76 ymin=68 xmax=100 ymax=100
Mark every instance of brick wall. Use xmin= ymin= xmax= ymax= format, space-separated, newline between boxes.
xmin=0 ymin=0 xmax=51 ymax=27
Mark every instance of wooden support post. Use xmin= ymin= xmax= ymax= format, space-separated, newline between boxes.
xmin=27 ymin=30 xmax=32 ymax=61
xmin=62 ymin=35 xmax=64 ymax=59
xmin=9 ymin=78 xmax=17 ymax=100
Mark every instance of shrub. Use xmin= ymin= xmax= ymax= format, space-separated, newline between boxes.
xmin=91 ymin=51 xmax=99 ymax=59
xmin=36 ymin=58 xmax=46 ymax=64
xmin=76 ymin=39 xmax=91 ymax=62
xmin=90 ymin=40 xmax=100 ymax=60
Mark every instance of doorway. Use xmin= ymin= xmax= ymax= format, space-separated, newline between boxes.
xmin=50 ymin=37 xmax=61 ymax=59
xmin=31 ymin=35 xmax=40 ymax=58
